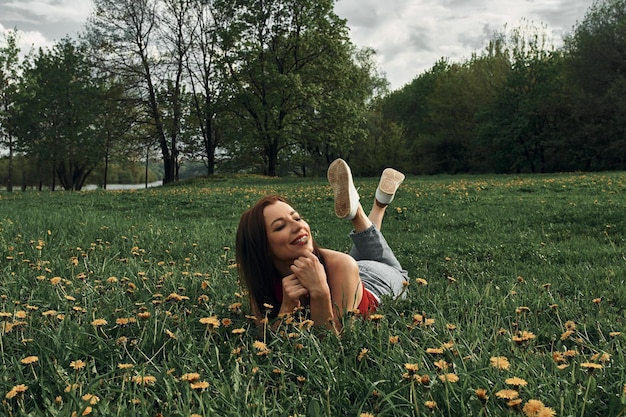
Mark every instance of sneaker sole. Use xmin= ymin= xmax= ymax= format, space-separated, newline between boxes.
xmin=327 ymin=159 xmax=353 ymax=219
xmin=378 ymin=168 xmax=405 ymax=195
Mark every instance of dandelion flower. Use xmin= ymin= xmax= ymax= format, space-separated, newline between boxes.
xmin=609 ymin=331 xmax=621 ymax=337
xmin=389 ymin=335 xmax=399 ymax=344
xmin=505 ymin=377 xmax=528 ymax=387
xmin=580 ymin=362 xmax=603 ymax=370
xmin=70 ymin=360 xmax=86 ymax=370
xmin=564 ymin=320 xmax=576 ymax=330
xmin=416 ymin=278 xmax=428 ymax=286
xmin=433 ymin=360 xmax=448 ymax=370
xmin=81 ymin=394 xmax=100 ymax=405
xmin=424 ymin=400 xmax=437 ymax=409
xmin=591 ymin=352 xmax=610 ymax=363
xmin=536 ymin=407 xmax=556 ymax=417
xmin=513 ymin=331 xmax=536 ymax=343
xmin=438 ymin=373 xmax=459 ymax=383
xmin=357 ymin=348 xmax=368 ymax=361
xmin=475 ymin=388 xmax=489 ymax=402
xmin=20 ymin=356 xmax=39 ymax=365
xmin=360 ymin=413 xmax=375 ymax=417
xmin=137 ymin=311 xmax=151 ymax=320
xmin=50 ymin=277 xmax=63 ymax=285
xmin=190 ymin=381 xmax=210 ymax=390
xmin=496 ymin=389 xmax=519 ymax=400
xmin=490 ymin=356 xmax=510 ymax=370
xmin=404 ymin=363 xmax=419 ymax=373
xmin=507 ymin=398 xmax=523 ymax=408
xmin=118 ymin=363 xmax=134 ymax=370
xmin=231 ymin=328 xmax=245 ymax=335
xmin=91 ymin=318 xmax=107 ymax=327
xmin=199 ymin=316 xmax=220 ymax=329
xmin=5 ymin=384 xmax=28 ymax=399
xmin=181 ymin=373 xmax=201 ymax=382
xmin=131 ymin=375 xmax=157 ymax=385
xmin=560 ymin=330 xmax=574 ymax=341
xmin=426 ymin=347 xmax=444 ymax=354
xmin=523 ymin=399 xmax=545 ymax=415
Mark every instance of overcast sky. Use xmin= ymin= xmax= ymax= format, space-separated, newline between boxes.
xmin=0 ymin=0 xmax=594 ymax=90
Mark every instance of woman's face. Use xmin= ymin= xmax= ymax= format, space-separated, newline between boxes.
xmin=263 ymin=201 xmax=314 ymax=270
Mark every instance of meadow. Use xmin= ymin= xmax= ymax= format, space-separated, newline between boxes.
xmin=0 ymin=172 xmax=625 ymax=417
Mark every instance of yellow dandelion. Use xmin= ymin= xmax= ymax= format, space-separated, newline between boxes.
xmin=253 ymin=340 xmax=268 ymax=351
xmin=523 ymin=399 xmax=545 ymax=415
xmin=131 ymin=375 xmax=157 ymax=385
xmin=357 ymin=348 xmax=368 ymax=361
xmin=70 ymin=360 xmax=86 ymax=370
xmin=515 ymin=306 xmax=530 ymax=314
xmin=416 ymin=278 xmax=428 ymax=285
xmin=42 ymin=309 xmax=57 ymax=317
xmin=564 ymin=320 xmax=576 ymax=330
xmin=592 ymin=297 xmax=602 ymax=304
xmin=424 ymin=400 xmax=437 ymax=409
xmin=505 ymin=376 xmax=528 ymax=387
xmin=165 ymin=329 xmax=177 ymax=339
xmin=199 ymin=316 xmax=220 ymax=329
xmin=20 ymin=355 xmax=39 ymax=365
xmin=360 ymin=413 xmax=375 ymax=417
xmin=14 ymin=310 xmax=27 ymax=319
xmin=557 ymin=364 xmax=569 ymax=370
xmin=50 ymin=277 xmax=63 ymax=285
xmin=536 ymin=407 xmax=556 ymax=417
xmin=368 ymin=314 xmax=384 ymax=322
xmin=231 ymin=327 xmax=246 ymax=335
xmin=388 ymin=335 xmax=399 ymax=345
xmin=190 ymin=381 xmax=210 ymax=390
xmin=446 ymin=323 xmax=457 ymax=330
xmin=404 ymin=363 xmax=419 ymax=373
xmin=433 ymin=360 xmax=448 ymax=370
xmin=5 ymin=384 xmax=28 ymax=399
xmin=490 ymin=356 xmax=510 ymax=370
xmin=426 ymin=347 xmax=444 ymax=354
xmin=118 ymin=363 xmax=134 ymax=370
xmin=495 ymin=389 xmax=519 ymax=400
xmin=507 ymin=398 xmax=523 ymax=408
xmin=181 ymin=373 xmax=201 ymax=382
xmin=610 ymin=331 xmax=621 ymax=337
xmin=137 ymin=311 xmax=151 ymax=320
xmin=91 ymin=318 xmax=107 ymax=327
xmin=191 ymin=414 xmax=203 ymax=417
xmin=475 ymin=388 xmax=489 ymax=402
xmin=591 ymin=352 xmax=610 ymax=363
xmin=560 ymin=330 xmax=574 ymax=341
xmin=81 ymin=394 xmax=100 ymax=405
xmin=512 ymin=330 xmax=536 ymax=343
xmin=438 ymin=373 xmax=459 ymax=383
xmin=580 ymin=362 xmax=603 ymax=370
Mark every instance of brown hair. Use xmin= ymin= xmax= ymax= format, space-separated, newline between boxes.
xmin=235 ymin=195 xmax=324 ymax=317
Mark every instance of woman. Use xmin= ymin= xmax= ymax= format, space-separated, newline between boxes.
xmin=236 ymin=159 xmax=409 ymax=332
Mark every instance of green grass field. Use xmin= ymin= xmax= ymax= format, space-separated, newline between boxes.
xmin=0 ymin=172 xmax=625 ymax=416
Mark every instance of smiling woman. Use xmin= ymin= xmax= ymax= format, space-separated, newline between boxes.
xmin=235 ymin=158 xmax=409 ymax=333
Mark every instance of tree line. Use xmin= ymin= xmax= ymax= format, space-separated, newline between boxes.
xmin=0 ymin=0 xmax=625 ymax=190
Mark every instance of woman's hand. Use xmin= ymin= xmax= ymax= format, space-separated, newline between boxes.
xmin=278 ymin=273 xmax=308 ymax=315
xmin=290 ymin=251 xmax=330 ymax=299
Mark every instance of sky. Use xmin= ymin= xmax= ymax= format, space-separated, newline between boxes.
xmin=0 ymin=0 xmax=594 ymax=90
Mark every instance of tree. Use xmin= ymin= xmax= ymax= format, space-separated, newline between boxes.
xmin=564 ymin=0 xmax=626 ymax=170
xmin=13 ymin=39 xmax=105 ymax=190
xmin=0 ymin=30 xmax=20 ymax=191
xmin=88 ymin=0 xmax=193 ymax=184
xmin=224 ymin=0 xmax=373 ymax=176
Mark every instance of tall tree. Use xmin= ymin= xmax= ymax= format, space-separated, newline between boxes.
xmin=88 ymin=0 xmax=192 ymax=184
xmin=564 ymin=0 xmax=626 ymax=170
xmin=13 ymin=39 xmax=105 ymax=190
xmin=225 ymin=0 xmax=372 ymax=176
xmin=0 ymin=30 xmax=20 ymax=191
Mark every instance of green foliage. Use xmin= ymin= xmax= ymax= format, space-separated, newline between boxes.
xmin=0 ymin=172 xmax=625 ymax=415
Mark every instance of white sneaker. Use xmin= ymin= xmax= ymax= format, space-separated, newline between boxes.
xmin=327 ymin=158 xmax=360 ymax=220
xmin=375 ymin=168 xmax=405 ymax=205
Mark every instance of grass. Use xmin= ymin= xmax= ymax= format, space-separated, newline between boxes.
xmin=0 ymin=172 xmax=625 ymax=416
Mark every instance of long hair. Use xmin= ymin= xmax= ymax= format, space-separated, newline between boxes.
xmin=236 ymin=195 xmax=324 ymax=317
